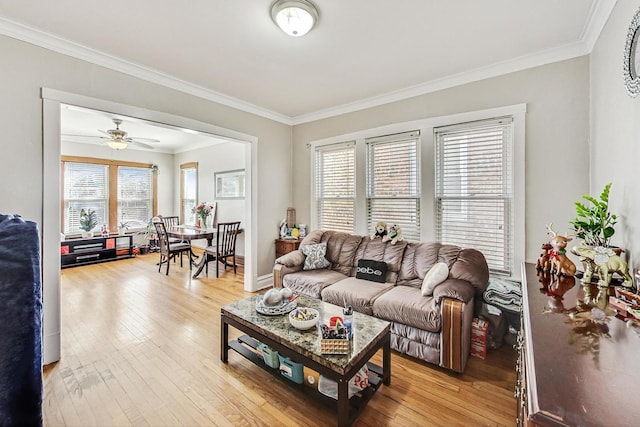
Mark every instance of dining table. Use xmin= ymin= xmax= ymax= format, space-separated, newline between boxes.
xmin=166 ymin=225 xmax=216 ymax=279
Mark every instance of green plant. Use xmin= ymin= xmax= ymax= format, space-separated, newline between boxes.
xmin=569 ymin=183 xmax=617 ymax=247
xmin=79 ymin=209 xmax=98 ymax=232
xmin=119 ymin=221 xmax=130 ymax=230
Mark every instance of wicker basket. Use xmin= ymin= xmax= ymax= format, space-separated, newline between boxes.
xmin=321 ymin=338 xmax=350 ymax=354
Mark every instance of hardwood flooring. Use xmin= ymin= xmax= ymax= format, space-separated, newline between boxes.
xmin=44 ymin=252 xmax=517 ymax=426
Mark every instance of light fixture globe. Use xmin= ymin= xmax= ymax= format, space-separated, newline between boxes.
xmin=271 ymin=0 xmax=319 ymax=37
xmin=106 ymin=139 xmax=128 ymax=150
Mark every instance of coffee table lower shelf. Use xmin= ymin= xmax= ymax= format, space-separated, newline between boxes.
xmin=227 ymin=334 xmax=385 ymax=426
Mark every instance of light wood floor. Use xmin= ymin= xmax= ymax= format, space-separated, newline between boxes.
xmin=44 ymin=252 xmax=517 ymax=426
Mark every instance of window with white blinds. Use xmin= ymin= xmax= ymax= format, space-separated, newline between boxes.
xmin=366 ymin=131 xmax=420 ymax=241
xmin=181 ymin=163 xmax=198 ymax=225
xmin=314 ymin=142 xmax=356 ymax=233
xmin=63 ymin=162 xmax=109 ymax=234
xmin=117 ymin=166 xmax=153 ymax=231
xmin=435 ymin=117 xmax=514 ymax=275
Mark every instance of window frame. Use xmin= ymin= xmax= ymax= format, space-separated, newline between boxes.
xmin=61 ymin=156 xmax=157 ymax=235
xmin=309 ymin=104 xmax=525 ymax=280
xmin=180 ymin=162 xmax=198 ymax=225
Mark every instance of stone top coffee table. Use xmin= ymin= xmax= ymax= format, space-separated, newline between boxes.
xmin=221 ymin=294 xmax=391 ymax=427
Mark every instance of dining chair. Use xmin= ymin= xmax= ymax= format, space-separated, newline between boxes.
xmin=153 ymin=220 xmax=192 ymax=275
xmin=161 ymin=215 xmax=189 ymax=262
xmin=204 ymin=221 xmax=241 ymax=278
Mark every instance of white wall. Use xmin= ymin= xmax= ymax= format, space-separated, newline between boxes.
xmin=591 ymin=0 xmax=640 ymax=275
xmin=174 ymin=141 xmax=247 ymax=255
xmin=0 ymin=34 xmax=292 ymax=277
xmin=292 ymin=57 xmax=591 ymax=265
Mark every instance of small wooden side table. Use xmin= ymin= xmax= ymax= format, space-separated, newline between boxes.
xmin=275 ymin=238 xmax=300 ymax=258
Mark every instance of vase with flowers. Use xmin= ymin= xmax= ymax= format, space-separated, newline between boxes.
xmin=192 ymin=202 xmax=215 ymax=228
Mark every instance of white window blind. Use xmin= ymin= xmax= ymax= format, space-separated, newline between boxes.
xmin=315 ymin=142 xmax=356 ymax=233
xmin=117 ymin=166 xmax=153 ymax=231
xmin=366 ymin=131 xmax=420 ymax=241
xmin=63 ymin=162 xmax=109 ymax=234
xmin=435 ymin=117 xmax=514 ymax=275
xmin=181 ymin=166 xmax=197 ymax=225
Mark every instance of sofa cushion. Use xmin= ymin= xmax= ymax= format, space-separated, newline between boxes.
xmin=355 ymin=259 xmax=388 ymax=283
xmin=301 ymin=242 xmax=331 ymax=270
xmin=421 ymin=262 xmax=449 ymax=296
xmin=321 ymin=277 xmax=394 ymax=315
xmin=320 ymin=231 xmax=364 ymax=276
xmin=283 ymin=269 xmax=348 ymax=299
xmin=372 ymin=286 xmax=441 ymax=333
xmin=353 ymin=238 xmax=407 ymax=283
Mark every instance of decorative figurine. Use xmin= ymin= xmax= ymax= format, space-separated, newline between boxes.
xmin=536 ymin=242 xmax=553 ymax=272
xmin=545 ymin=224 xmax=576 ymax=277
xmin=571 ymin=244 xmax=633 ymax=288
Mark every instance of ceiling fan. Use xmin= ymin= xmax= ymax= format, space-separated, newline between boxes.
xmin=63 ymin=118 xmax=160 ymax=150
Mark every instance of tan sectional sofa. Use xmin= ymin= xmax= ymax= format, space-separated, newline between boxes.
xmin=273 ymin=229 xmax=489 ymax=373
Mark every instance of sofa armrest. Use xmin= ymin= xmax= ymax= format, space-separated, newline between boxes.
xmin=273 ymin=263 xmax=303 ymax=288
xmin=433 ymin=279 xmax=476 ymax=304
xmin=440 ymin=296 xmax=474 ymax=373
xmin=275 ymin=249 xmax=305 ymax=268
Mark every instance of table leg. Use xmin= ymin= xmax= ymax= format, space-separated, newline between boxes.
xmin=383 ymin=335 xmax=391 ymax=386
xmin=192 ymin=252 xmax=210 ymax=279
xmin=221 ymin=315 xmax=229 ymax=363
xmin=337 ymin=378 xmax=349 ymax=427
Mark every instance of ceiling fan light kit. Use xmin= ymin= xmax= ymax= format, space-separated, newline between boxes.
xmin=271 ymin=0 xmax=319 ymax=37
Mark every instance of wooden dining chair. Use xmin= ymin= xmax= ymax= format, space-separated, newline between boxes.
xmin=153 ymin=220 xmax=192 ymax=275
xmin=204 ymin=221 xmax=241 ymax=278
xmin=161 ymin=215 xmax=189 ymax=261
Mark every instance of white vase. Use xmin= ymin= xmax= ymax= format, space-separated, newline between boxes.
xmin=81 ymin=230 xmax=94 ymax=239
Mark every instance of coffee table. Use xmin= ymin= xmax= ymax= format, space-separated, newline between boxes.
xmin=221 ymin=294 xmax=391 ymax=427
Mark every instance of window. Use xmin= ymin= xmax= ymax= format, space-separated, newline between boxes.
xmin=435 ymin=117 xmax=514 ymax=275
xmin=366 ymin=131 xmax=420 ymax=241
xmin=181 ymin=162 xmax=198 ymax=225
xmin=61 ymin=157 xmax=156 ymax=235
xmin=63 ymin=162 xmax=109 ymax=234
xmin=118 ymin=166 xmax=154 ymax=230
xmin=314 ymin=142 xmax=356 ymax=233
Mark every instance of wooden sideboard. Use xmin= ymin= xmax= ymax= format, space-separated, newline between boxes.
xmin=275 ymin=238 xmax=300 ymax=259
xmin=517 ymin=263 xmax=640 ymax=426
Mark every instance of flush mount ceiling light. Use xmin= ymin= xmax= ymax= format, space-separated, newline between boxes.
xmin=271 ymin=0 xmax=319 ymax=37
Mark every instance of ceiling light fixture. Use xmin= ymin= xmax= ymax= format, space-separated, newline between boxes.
xmin=271 ymin=0 xmax=319 ymax=37
xmin=106 ymin=139 xmax=128 ymax=150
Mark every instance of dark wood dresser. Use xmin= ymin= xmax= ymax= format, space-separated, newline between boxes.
xmin=518 ymin=263 xmax=640 ymax=426
xmin=275 ymin=238 xmax=300 ymax=259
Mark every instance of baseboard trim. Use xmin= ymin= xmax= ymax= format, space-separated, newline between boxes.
xmin=256 ymin=274 xmax=273 ymax=290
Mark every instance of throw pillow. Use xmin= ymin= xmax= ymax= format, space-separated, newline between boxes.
xmin=301 ymin=242 xmax=331 ymax=270
xmin=421 ymin=262 xmax=449 ymax=296
xmin=356 ymin=259 xmax=388 ymax=283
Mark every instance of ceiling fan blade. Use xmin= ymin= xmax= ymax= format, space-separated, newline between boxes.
xmin=62 ymin=134 xmax=110 ymax=142
xmin=128 ymin=141 xmax=155 ymax=150
xmin=130 ymin=137 xmax=161 ymax=143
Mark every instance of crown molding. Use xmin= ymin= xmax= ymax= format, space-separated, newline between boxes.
xmin=1 ymin=1 xmax=617 ymax=127
xmin=0 ymin=16 xmax=293 ymax=126
xmin=291 ymin=40 xmax=590 ymax=125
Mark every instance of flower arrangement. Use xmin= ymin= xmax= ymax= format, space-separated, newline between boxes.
xmin=192 ymin=202 xmax=215 ymax=226
xmin=79 ymin=209 xmax=98 ymax=232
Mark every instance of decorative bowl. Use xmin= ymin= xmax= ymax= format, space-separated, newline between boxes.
xmin=288 ymin=307 xmax=319 ymax=330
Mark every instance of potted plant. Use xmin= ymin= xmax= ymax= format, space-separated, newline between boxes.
xmin=569 ymin=183 xmax=630 ymax=286
xmin=569 ymin=183 xmax=617 ymax=247
xmin=118 ymin=221 xmax=130 ymax=236
xmin=79 ymin=209 xmax=98 ymax=238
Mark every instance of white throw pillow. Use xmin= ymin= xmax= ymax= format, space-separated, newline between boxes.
xmin=421 ymin=262 xmax=449 ymax=296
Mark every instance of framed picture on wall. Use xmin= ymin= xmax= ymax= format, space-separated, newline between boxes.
xmin=215 ymin=169 xmax=245 ymax=199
